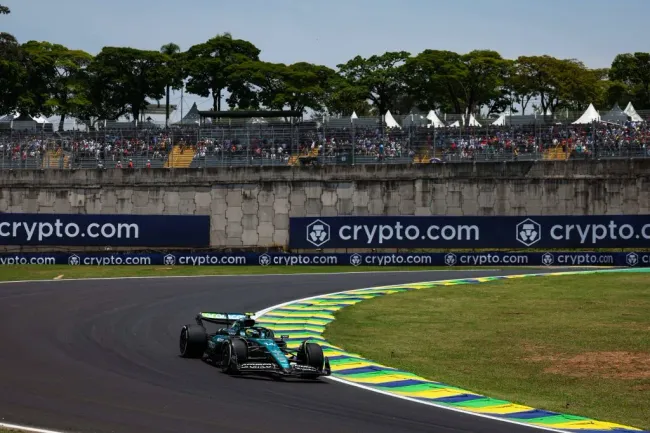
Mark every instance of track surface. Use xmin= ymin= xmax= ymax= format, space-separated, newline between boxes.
xmin=0 ymin=269 xmax=580 ymax=433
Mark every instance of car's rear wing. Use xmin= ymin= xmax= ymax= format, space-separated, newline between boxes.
xmin=195 ymin=312 xmax=253 ymax=326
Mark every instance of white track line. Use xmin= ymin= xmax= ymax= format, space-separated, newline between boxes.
xmin=0 ymin=422 xmax=67 ymax=433
xmin=255 ymin=269 xmax=625 ymax=433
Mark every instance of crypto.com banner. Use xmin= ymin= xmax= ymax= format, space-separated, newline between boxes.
xmin=0 ymin=251 xmax=646 ymax=267
xmin=289 ymin=215 xmax=650 ymax=249
xmin=0 ymin=213 xmax=210 ymax=246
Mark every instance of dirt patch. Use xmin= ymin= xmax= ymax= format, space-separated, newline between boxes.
xmin=529 ymin=351 xmax=650 ymax=380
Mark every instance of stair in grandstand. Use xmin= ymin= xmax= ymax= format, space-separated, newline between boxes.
xmin=413 ymin=150 xmax=435 ymax=164
xmin=287 ymin=148 xmax=320 ymax=166
xmin=42 ymin=150 xmax=70 ymax=169
xmin=164 ymin=145 xmax=196 ymax=168
xmin=543 ymin=146 xmax=570 ymax=161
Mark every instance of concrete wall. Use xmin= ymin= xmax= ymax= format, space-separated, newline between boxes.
xmin=1 ymin=160 xmax=648 ymax=249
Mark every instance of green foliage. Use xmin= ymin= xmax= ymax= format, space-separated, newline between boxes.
xmin=610 ymin=52 xmax=650 ymax=108
xmin=337 ymin=51 xmax=411 ymax=115
xmin=184 ymin=34 xmax=261 ymax=111
xmin=86 ymin=47 xmax=169 ymax=122
xmin=2 ymin=7 xmax=650 ymax=122
xmin=232 ymin=61 xmax=336 ymax=114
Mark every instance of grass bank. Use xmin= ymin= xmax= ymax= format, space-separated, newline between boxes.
xmin=324 ymin=273 xmax=650 ymax=430
xmin=0 ymin=264 xmax=511 ymax=282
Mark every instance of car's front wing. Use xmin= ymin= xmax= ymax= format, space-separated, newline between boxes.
xmin=237 ymin=361 xmax=331 ymax=377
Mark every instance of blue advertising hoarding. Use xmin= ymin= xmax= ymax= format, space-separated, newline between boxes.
xmin=289 ymin=215 xmax=650 ymax=249
xmin=0 ymin=251 xmax=646 ymax=267
xmin=0 ymin=213 xmax=210 ymax=247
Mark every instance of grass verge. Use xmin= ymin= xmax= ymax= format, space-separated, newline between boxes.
xmin=324 ymin=273 xmax=650 ymax=430
xmin=0 ymin=265 xmax=511 ymax=282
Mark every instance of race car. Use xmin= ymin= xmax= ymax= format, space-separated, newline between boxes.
xmin=178 ymin=312 xmax=331 ymax=379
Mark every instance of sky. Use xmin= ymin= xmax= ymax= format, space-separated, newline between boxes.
xmin=2 ymin=0 xmax=650 ymax=123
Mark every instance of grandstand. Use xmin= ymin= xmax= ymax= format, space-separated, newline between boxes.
xmin=0 ymin=105 xmax=648 ymax=170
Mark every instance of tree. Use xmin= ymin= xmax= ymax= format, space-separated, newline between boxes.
xmin=233 ymin=61 xmax=335 ymax=115
xmin=323 ymin=75 xmax=371 ymax=116
xmin=184 ymin=34 xmax=260 ymax=111
xmin=515 ymin=55 xmax=599 ymax=116
xmin=403 ymin=49 xmax=509 ymax=117
xmin=87 ymin=47 xmax=169 ymax=122
xmin=0 ymin=4 xmax=24 ymax=115
xmin=160 ymin=42 xmax=182 ymax=127
xmin=609 ymin=53 xmax=650 ymax=109
xmin=20 ymin=41 xmax=93 ymax=130
xmin=337 ymin=51 xmax=410 ymax=117
xmin=461 ymin=50 xmax=511 ymax=116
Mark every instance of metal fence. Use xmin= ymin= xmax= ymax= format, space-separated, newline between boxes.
xmin=1 ymin=115 xmax=649 ymax=169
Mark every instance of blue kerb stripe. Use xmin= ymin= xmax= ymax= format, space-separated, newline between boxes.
xmin=335 ymin=366 xmax=398 ymax=375
xmin=374 ymin=379 xmax=431 ymax=388
xmin=500 ymin=409 xmax=562 ymax=420
xmin=430 ymin=394 xmax=484 ymax=404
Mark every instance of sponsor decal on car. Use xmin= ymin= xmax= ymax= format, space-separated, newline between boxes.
xmin=239 ymin=363 xmax=275 ymax=369
xmin=292 ymin=364 xmax=318 ymax=371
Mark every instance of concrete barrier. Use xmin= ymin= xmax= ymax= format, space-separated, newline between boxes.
xmin=1 ymin=160 xmax=648 ymax=248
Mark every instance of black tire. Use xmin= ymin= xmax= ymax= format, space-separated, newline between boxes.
xmin=179 ymin=325 xmax=207 ymax=358
xmin=221 ymin=338 xmax=248 ymax=374
xmin=299 ymin=342 xmax=324 ymax=370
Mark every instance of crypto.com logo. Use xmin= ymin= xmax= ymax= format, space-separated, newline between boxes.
xmin=306 ymin=220 xmax=331 ymax=247
xmin=259 ymin=254 xmax=271 ymax=266
xmin=541 ymin=253 xmax=554 ymax=266
xmin=68 ymin=254 xmax=81 ymax=265
xmin=350 ymin=253 xmax=362 ymax=266
xmin=444 ymin=253 xmax=457 ymax=266
xmin=163 ymin=254 xmax=176 ymax=266
xmin=626 ymin=252 xmax=639 ymax=267
xmin=516 ymin=219 xmax=541 ymax=247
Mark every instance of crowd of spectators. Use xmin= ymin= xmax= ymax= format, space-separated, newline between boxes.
xmin=1 ymin=119 xmax=649 ymax=168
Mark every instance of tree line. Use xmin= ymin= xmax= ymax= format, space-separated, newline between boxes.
xmin=2 ymin=4 xmax=650 ymax=131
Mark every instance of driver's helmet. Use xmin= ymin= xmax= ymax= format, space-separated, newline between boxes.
xmin=244 ymin=328 xmax=261 ymax=338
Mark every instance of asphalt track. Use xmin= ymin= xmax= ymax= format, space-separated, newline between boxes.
xmin=0 ymin=269 xmax=583 ymax=433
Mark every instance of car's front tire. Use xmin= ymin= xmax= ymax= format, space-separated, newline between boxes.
xmin=221 ymin=338 xmax=248 ymax=374
xmin=179 ymin=325 xmax=207 ymax=358
xmin=298 ymin=342 xmax=324 ymax=370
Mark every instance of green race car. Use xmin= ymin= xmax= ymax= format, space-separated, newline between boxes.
xmin=179 ymin=312 xmax=331 ymax=380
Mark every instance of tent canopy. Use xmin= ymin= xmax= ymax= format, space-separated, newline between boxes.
xmin=176 ymin=103 xmax=201 ymax=125
xmin=426 ymin=110 xmax=445 ymax=128
xmin=492 ymin=113 xmax=507 ymax=126
xmin=601 ymin=104 xmax=629 ymax=124
xmin=624 ymin=102 xmax=644 ymax=122
xmin=384 ymin=110 xmax=401 ymax=128
xmin=402 ymin=113 xmax=428 ymax=127
xmin=466 ymin=114 xmax=481 ymax=127
xmin=572 ymin=103 xmax=600 ymax=124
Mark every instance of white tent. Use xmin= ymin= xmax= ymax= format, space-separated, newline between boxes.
xmin=426 ymin=110 xmax=445 ymax=128
xmin=351 ymin=111 xmax=358 ymax=120
xmin=384 ymin=110 xmax=401 ymax=128
xmin=624 ymin=102 xmax=643 ymax=122
xmin=572 ymin=103 xmax=600 ymax=124
xmin=466 ymin=114 xmax=481 ymax=127
xmin=492 ymin=113 xmax=507 ymax=126
xmin=449 ymin=120 xmax=461 ymax=127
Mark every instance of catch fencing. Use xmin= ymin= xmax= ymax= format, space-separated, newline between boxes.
xmin=1 ymin=113 xmax=649 ymax=169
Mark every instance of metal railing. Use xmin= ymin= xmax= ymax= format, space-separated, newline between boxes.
xmin=1 ymin=115 xmax=649 ymax=169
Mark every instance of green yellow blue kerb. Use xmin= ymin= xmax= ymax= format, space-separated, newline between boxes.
xmin=256 ymin=270 xmax=648 ymax=433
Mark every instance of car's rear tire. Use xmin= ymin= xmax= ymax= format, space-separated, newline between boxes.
xmin=298 ymin=342 xmax=324 ymax=370
xmin=179 ymin=325 xmax=207 ymax=358
xmin=221 ymin=338 xmax=248 ymax=374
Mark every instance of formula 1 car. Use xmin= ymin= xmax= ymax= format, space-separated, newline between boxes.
xmin=179 ymin=312 xmax=331 ymax=379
